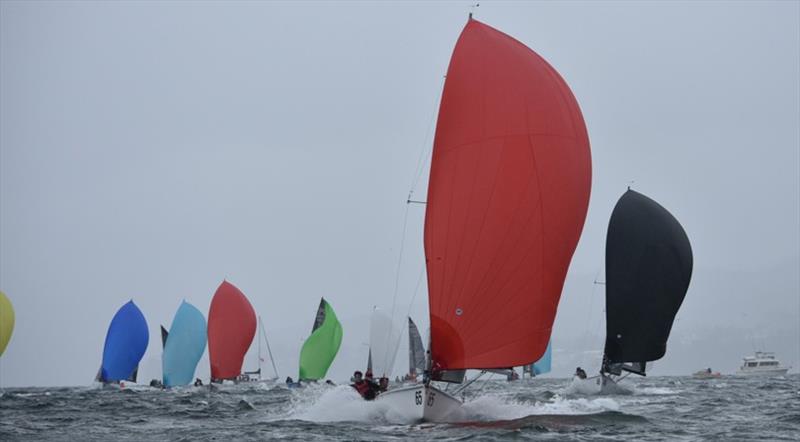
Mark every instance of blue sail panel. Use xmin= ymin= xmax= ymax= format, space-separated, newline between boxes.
xmin=100 ymin=301 xmax=149 ymax=382
xmin=532 ymin=341 xmax=552 ymax=375
xmin=162 ymin=301 xmax=207 ymax=387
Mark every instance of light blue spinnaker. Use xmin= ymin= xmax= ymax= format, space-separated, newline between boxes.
xmin=532 ymin=340 xmax=552 ymax=375
xmin=162 ymin=301 xmax=207 ymax=387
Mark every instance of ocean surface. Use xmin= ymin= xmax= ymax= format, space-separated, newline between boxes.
xmin=1 ymin=374 xmax=798 ymax=441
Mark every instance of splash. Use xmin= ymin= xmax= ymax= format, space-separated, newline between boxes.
xmin=288 ymin=384 xmax=398 ymax=423
xmin=562 ymin=377 xmax=634 ymax=396
xmin=460 ymin=393 xmax=620 ymax=422
xmin=283 ymin=383 xmax=622 ymax=425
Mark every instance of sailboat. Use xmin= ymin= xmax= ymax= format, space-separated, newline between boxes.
xmin=162 ymin=301 xmax=207 ymax=387
xmin=241 ymin=316 xmax=280 ymax=382
xmin=0 ymin=291 xmax=14 ymax=358
xmin=523 ymin=340 xmax=552 ymax=379
xmin=298 ymin=298 xmax=343 ymax=382
xmin=207 ymin=280 xmax=256 ymax=383
xmin=403 ymin=317 xmax=426 ymax=383
xmin=368 ymin=308 xmax=402 ymax=380
xmin=376 ymin=16 xmax=591 ymax=422
xmin=95 ymin=300 xmax=149 ymax=385
xmin=587 ymin=189 xmax=693 ymax=391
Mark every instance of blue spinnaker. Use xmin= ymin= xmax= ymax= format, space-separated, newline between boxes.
xmin=532 ymin=340 xmax=552 ymax=375
xmin=100 ymin=301 xmax=149 ymax=382
xmin=162 ymin=301 xmax=207 ymax=387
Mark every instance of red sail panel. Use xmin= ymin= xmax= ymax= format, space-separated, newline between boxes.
xmin=425 ymin=19 xmax=591 ymax=371
xmin=207 ymin=280 xmax=257 ymax=380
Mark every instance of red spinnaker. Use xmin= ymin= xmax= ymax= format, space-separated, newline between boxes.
xmin=425 ymin=19 xmax=591 ymax=370
xmin=208 ymin=280 xmax=256 ymax=380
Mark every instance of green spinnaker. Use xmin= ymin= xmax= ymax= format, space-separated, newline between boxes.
xmin=298 ymin=299 xmax=342 ymax=380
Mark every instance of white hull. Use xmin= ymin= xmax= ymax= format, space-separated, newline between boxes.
xmin=736 ymin=367 xmax=789 ymax=377
xmin=566 ymin=375 xmax=634 ymax=395
xmin=376 ymin=384 xmax=463 ymax=423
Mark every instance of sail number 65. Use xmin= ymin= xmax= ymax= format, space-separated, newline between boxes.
xmin=414 ymin=391 xmax=422 ymax=405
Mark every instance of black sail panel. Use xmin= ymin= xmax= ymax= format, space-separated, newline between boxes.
xmin=604 ymin=190 xmax=693 ymax=369
xmin=160 ymin=325 xmax=169 ymax=349
xmin=312 ymin=298 xmax=326 ymax=332
xmin=408 ymin=317 xmax=426 ymax=374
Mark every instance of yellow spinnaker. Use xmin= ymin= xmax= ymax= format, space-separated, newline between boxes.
xmin=0 ymin=291 xmax=14 ymax=357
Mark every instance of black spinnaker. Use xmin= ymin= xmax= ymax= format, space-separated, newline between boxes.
xmin=602 ymin=190 xmax=693 ymax=376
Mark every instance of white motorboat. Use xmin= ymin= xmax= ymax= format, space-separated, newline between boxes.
xmin=736 ymin=352 xmax=789 ymax=376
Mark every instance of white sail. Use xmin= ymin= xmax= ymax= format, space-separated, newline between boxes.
xmin=369 ymin=308 xmax=402 ymax=378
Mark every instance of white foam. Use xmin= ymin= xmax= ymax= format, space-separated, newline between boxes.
xmin=288 ymin=385 xmax=393 ymax=423
xmin=460 ymin=393 xmax=620 ymax=421
xmin=634 ymin=386 xmax=679 ymax=395
xmin=282 ymin=384 xmax=622 ymax=425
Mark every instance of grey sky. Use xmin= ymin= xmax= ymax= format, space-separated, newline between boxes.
xmin=1 ymin=1 xmax=798 ymax=387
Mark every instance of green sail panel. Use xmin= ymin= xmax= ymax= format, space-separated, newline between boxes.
xmin=298 ymin=298 xmax=343 ymax=381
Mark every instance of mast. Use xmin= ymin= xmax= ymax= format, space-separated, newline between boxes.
xmin=260 ymin=316 xmax=279 ymax=379
xmin=257 ymin=316 xmax=262 ymax=378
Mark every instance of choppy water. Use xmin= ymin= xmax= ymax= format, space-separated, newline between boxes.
xmin=1 ymin=374 xmax=798 ymax=441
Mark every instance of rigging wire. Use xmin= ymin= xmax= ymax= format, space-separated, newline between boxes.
xmin=579 ymin=268 xmax=603 ymax=370
xmin=382 ymin=75 xmax=447 ymax=373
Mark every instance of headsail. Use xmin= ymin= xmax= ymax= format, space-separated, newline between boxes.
xmin=425 ymin=19 xmax=591 ymax=374
xmin=0 ymin=291 xmax=14 ymax=357
xmin=368 ymin=308 xmax=402 ymax=378
xmin=160 ymin=325 xmax=169 ymax=349
xmin=98 ymin=300 xmax=149 ymax=382
xmin=162 ymin=301 xmax=207 ymax=387
xmin=207 ymin=281 xmax=256 ymax=381
xmin=298 ymin=298 xmax=343 ymax=381
xmin=408 ymin=317 xmax=425 ymax=376
xmin=603 ymin=190 xmax=693 ymax=376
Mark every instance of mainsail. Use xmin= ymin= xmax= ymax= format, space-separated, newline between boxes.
xmin=207 ymin=281 xmax=256 ymax=381
xmin=0 ymin=291 xmax=15 ymax=357
xmin=298 ymin=298 xmax=342 ymax=381
xmin=98 ymin=301 xmax=149 ymax=382
xmin=162 ymin=301 xmax=207 ymax=387
xmin=425 ymin=19 xmax=592 ymax=375
xmin=408 ymin=317 xmax=425 ymax=376
xmin=602 ymin=190 xmax=693 ymax=376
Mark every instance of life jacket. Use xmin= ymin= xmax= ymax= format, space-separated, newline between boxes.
xmin=352 ymin=380 xmax=370 ymax=396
